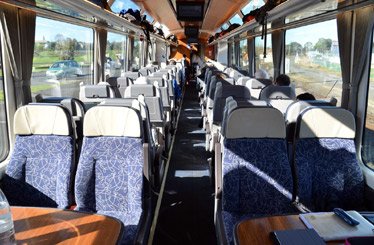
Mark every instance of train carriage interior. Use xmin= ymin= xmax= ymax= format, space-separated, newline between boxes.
xmin=0 ymin=0 xmax=373 ymax=244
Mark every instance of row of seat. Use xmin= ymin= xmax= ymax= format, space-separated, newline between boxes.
xmin=213 ymin=101 xmax=365 ymax=244
xmin=2 ymin=102 xmax=158 ymax=244
xmin=199 ymin=65 xmax=366 ymax=244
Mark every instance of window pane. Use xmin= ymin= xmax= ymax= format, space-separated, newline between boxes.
xmin=255 ymin=34 xmax=273 ymax=78
xmin=130 ymin=38 xmax=141 ymax=71
xmin=221 ymin=23 xmax=229 ymax=30
xmin=32 ymin=17 xmax=93 ymax=99
xmin=241 ymin=0 xmax=266 ymax=14
xmin=362 ymin=33 xmax=374 ymax=169
xmin=239 ymin=39 xmax=249 ymax=70
xmin=106 ymin=32 xmax=127 ymax=78
xmin=0 ymin=35 xmax=9 ymax=161
xmin=111 ymin=0 xmax=139 ymax=13
xmin=285 ymin=19 xmax=342 ymax=105
xmin=144 ymin=11 xmax=154 ymax=23
xmin=229 ymin=14 xmax=243 ymax=25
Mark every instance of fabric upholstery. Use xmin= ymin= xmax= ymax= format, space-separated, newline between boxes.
xmin=2 ymin=135 xmax=74 ymax=208
xmin=222 ymin=138 xmax=294 ymax=244
xmin=75 ymin=136 xmax=144 ymax=244
xmin=295 ymin=138 xmax=365 ymax=211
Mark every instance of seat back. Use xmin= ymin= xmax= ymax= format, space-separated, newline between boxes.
xmin=2 ymin=104 xmax=75 ymax=208
xmin=212 ymin=83 xmax=251 ymax=125
xmin=229 ymin=70 xmax=243 ymax=82
xmin=259 ymin=85 xmax=296 ymax=100
xmin=268 ymin=99 xmax=295 ymax=115
xmin=221 ymin=106 xmax=293 ymax=215
xmin=124 ymin=84 xmax=157 ymax=98
xmin=36 ymin=97 xmax=85 ymax=145
xmin=75 ymin=105 xmax=148 ymax=244
xmin=246 ymin=78 xmax=272 ymax=99
xmin=139 ymin=68 xmax=150 ymax=76
xmin=118 ymin=72 xmax=141 ymax=94
xmin=294 ymin=107 xmax=364 ymax=211
xmin=236 ymin=76 xmax=251 ymax=86
xmin=100 ymin=97 xmax=154 ymax=147
xmin=79 ymin=83 xmax=116 ymax=103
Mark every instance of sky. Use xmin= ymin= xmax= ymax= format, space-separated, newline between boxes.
xmin=35 ymin=17 xmax=93 ymax=43
xmin=285 ymin=19 xmax=338 ymax=46
xmin=111 ymin=0 xmax=139 ymax=13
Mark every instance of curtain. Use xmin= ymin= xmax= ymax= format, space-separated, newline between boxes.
xmin=247 ymin=37 xmax=255 ymax=77
xmin=338 ymin=5 xmax=374 ymax=111
xmin=0 ymin=4 xmax=35 ymax=106
xmin=337 ymin=11 xmax=353 ymax=109
xmin=350 ymin=6 xmax=374 ymax=113
xmin=94 ymin=28 xmax=107 ymax=84
xmin=271 ymin=30 xmax=285 ymax=79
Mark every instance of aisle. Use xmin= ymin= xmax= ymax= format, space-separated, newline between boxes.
xmin=153 ymin=82 xmax=217 ymax=244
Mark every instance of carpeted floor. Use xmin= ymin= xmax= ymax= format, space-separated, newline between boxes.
xmin=153 ymin=82 xmax=217 ymax=245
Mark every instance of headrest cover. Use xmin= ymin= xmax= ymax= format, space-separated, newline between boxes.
xmin=298 ymin=107 xmax=355 ymax=139
xmin=285 ymin=100 xmax=332 ymax=124
xmin=134 ymin=76 xmax=148 ymax=84
xmin=236 ymin=76 xmax=250 ymax=86
xmin=14 ymin=105 xmax=71 ymax=136
xmin=260 ymin=85 xmax=296 ymax=100
xmin=224 ymin=107 xmax=285 ymax=139
xmin=247 ymin=78 xmax=271 ymax=89
xmin=84 ymin=106 xmax=142 ymax=137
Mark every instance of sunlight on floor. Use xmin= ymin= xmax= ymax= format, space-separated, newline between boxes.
xmin=174 ymin=170 xmax=210 ymax=178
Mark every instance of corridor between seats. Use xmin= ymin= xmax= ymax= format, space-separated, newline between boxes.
xmin=153 ymin=82 xmax=217 ymax=244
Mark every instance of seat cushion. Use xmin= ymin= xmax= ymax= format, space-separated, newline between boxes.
xmin=2 ymin=135 xmax=74 ymax=208
xmin=222 ymin=138 xmax=294 ymax=214
xmin=295 ymin=138 xmax=365 ymax=211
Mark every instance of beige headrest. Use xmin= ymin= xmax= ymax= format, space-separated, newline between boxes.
xmin=225 ymin=107 xmax=286 ymax=139
xmin=14 ymin=105 xmax=72 ymax=136
xmin=84 ymin=106 xmax=142 ymax=137
xmin=298 ymin=107 xmax=355 ymax=139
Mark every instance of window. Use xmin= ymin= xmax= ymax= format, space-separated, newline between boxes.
xmin=32 ymin=17 xmax=93 ymax=99
xmin=0 ymin=36 xmax=9 ymax=161
xmin=239 ymin=39 xmax=249 ymax=70
xmin=130 ymin=37 xmax=141 ymax=71
xmin=241 ymin=0 xmax=266 ymax=15
xmin=106 ymin=32 xmax=127 ymax=78
xmin=221 ymin=23 xmax=229 ymax=31
xmin=111 ymin=0 xmax=139 ymax=13
xmin=285 ymin=19 xmax=342 ymax=104
xmin=143 ymin=11 xmax=154 ymax=23
xmin=255 ymin=34 xmax=273 ymax=78
xmin=229 ymin=14 xmax=243 ymax=25
xmin=362 ymin=32 xmax=374 ymax=169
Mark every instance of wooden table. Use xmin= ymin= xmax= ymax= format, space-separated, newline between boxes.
xmin=235 ymin=215 xmax=342 ymax=245
xmin=11 ymin=206 xmax=122 ymax=245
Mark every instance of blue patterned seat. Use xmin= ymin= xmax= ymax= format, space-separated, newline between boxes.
xmin=215 ymin=106 xmax=294 ymax=244
xmin=2 ymin=104 xmax=75 ymax=208
xmin=74 ymin=105 xmax=152 ymax=245
xmin=293 ymin=107 xmax=365 ymax=211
